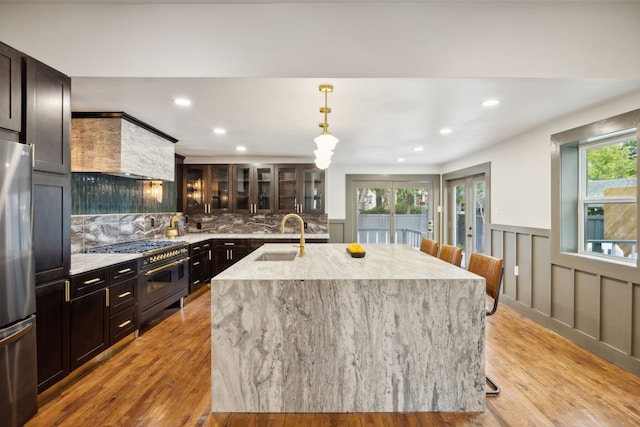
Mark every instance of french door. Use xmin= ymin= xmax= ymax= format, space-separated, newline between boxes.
xmin=448 ymin=176 xmax=487 ymax=267
xmin=355 ymin=181 xmax=433 ymax=248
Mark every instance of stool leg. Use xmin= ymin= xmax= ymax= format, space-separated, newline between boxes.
xmin=486 ymin=376 xmax=500 ymax=396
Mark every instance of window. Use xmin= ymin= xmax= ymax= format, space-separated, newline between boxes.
xmin=579 ymin=132 xmax=637 ymax=259
xmin=553 ymin=109 xmax=639 ymax=264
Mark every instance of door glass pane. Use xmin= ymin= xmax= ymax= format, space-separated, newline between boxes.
xmin=453 ymin=184 xmax=466 ymax=252
xmin=185 ymin=167 xmax=205 ymax=212
xmin=394 ymin=187 xmax=429 ymax=248
xmin=209 ymin=166 xmax=229 ymax=210
xmin=256 ymin=166 xmax=272 ymax=210
xmin=278 ymin=166 xmax=297 ymax=211
xmin=235 ymin=166 xmax=250 ymax=210
xmin=356 ymin=187 xmax=391 ymax=243
xmin=473 ymin=180 xmax=486 ymax=254
xmin=304 ymin=168 xmax=323 ymax=212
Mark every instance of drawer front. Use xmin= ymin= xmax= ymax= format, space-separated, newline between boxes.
xmin=109 ymin=278 xmax=137 ymax=313
xmin=70 ymin=269 xmax=108 ymax=299
xmin=110 ymin=260 xmax=138 ymax=284
xmin=109 ymin=304 xmax=138 ymax=346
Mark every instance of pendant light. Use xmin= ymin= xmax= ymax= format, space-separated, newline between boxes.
xmin=314 ymin=84 xmax=337 ymax=169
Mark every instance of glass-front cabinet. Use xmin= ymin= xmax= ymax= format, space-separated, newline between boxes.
xmin=232 ymin=164 xmax=274 ymax=214
xmin=183 ymin=165 xmax=231 ymax=214
xmin=275 ymin=164 xmax=325 ymax=214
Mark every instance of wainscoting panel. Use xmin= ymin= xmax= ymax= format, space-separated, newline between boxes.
xmin=516 ymin=233 xmax=532 ymax=306
xmin=574 ymin=271 xmax=599 ymax=340
xmin=329 ymin=220 xmax=345 ymax=244
xmin=551 ymin=264 xmax=574 ymax=328
xmin=490 ymin=224 xmax=640 ymax=375
xmin=531 ymin=235 xmax=551 ymax=316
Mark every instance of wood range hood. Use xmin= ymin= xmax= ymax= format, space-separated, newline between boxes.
xmin=71 ymin=112 xmax=178 ymax=181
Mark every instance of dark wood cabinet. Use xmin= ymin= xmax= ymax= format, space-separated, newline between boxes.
xmin=275 ymin=164 xmax=325 ymax=214
xmin=23 ymin=56 xmax=71 ymax=175
xmin=35 ymin=279 xmax=69 ymax=393
xmin=69 ymin=269 xmax=109 ymax=371
xmin=0 ymin=42 xmax=21 ymax=133
xmin=108 ymin=261 xmax=139 ymax=345
xmin=232 ymin=164 xmax=274 ymax=214
xmin=34 ymin=171 xmax=71 ymax=284
xmin=212 ymin=240 xmax=250 ymax=276
xmin=183 ymin=164 xmax=231 ymax=214
xmin=189 ymin=241 xmax=212 ymax=293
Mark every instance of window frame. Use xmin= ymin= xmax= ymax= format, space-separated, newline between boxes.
xmin=551 ymin=108 xmax=640 ymax=279
xmin=577 ymin=134 xmax=637 ymax=260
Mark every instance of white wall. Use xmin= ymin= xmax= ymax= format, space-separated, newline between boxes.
xmin=442 ymin=90 xmax=640 ymax=229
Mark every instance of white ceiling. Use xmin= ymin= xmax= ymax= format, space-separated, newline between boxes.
xmin=2 ymin=1 xmax=640 ymax=166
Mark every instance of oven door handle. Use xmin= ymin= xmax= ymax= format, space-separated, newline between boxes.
xmin=144 ymin=257 xmax=190 ymax=276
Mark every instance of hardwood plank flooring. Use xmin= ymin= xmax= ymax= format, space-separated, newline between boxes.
xmin=27 ymin=286 xmax=640 ymax=426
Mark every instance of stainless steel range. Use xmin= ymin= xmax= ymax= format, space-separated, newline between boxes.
xmin=89 ymin=240 xmax=190 ymax=323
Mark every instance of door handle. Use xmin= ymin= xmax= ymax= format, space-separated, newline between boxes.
xmin=0 ymin=321 xmax=33 ymax=349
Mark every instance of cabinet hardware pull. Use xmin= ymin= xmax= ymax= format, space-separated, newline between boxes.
xmin=65 ymin=280 xmax=70 ymax=302
xmin=106 ymin=288 xmax=110 ymax=307
xmin=118 ymin=320 xmax=132 ymax=328
xmin=193 ymin=279 xmax=200 ymax=285
xmin=144 ymin=257 xmax=190 ymax=276
xmin=118 ymin=291 xmax=132 ymax=298
xmin=208 ymin=250 xmax=211 ymax=261
xmin=194 ymin=246 xmax=200 ymax=251
xmin=83 ymin=278 xmax=101 ymax=285
xmin=224 ymin=242 xmax=235 ymax=246
xmin=117 ymin=268 xmax=132 ymax=274
xmin=193 ymin=261 xmax=200 ymax=266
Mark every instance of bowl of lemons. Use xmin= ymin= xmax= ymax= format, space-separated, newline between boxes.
xmin=346 ymin=242 xmax=366 ymax=258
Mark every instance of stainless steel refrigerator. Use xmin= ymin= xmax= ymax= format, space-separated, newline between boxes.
xmin=0 ymin=139 xmax=37 ymax=426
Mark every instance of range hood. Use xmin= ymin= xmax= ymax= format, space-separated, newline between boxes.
xmin=71 ymin=112 xmax=178 ymax=181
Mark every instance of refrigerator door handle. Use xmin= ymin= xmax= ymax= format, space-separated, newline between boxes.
xmin=0 ymin=321 xmax=34 ymax=349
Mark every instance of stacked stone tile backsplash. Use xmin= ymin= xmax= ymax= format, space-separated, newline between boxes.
xmin=71 ymin=212 xmax=328 ymax=254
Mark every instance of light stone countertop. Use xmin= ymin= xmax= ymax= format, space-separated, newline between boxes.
xmin=70 ymin=234 xmax=328 ymax=275
xmin=214 ymin=243 xmax=479 ymax=281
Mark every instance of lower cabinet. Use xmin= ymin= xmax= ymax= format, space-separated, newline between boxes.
xmin=36 ymin=279 xmax=69 ymax=393
xmin=189 ymin=240 xmax=212 ymax=293
xmin=212 ymin=240 xmax=250 ymax=276
xmin=69 ymin=261 xmax=139 ymax=371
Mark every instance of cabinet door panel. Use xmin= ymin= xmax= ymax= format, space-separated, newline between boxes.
xmin=36 ymin=279 xmax=69 ymax=393
xmin=70 ymin=289 xmax=109 ymax=370
xmin=24 ymin=57 xmax=71 ymax=174
xmin=34 ymin=171 xmax=71 ymax=284
xmin=0 ymin=43 xmax=21 ymax=132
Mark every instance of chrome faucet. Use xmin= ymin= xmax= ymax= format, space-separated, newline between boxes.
xmin=280 ymin=213 xmax=305 ymax=257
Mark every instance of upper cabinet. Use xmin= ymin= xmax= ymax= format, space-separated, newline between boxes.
xmin=0 ymin=42 xmax=21 ymax=133
xmin=275 ymin=164 xmax=325 ymax=214
xmin=184 ymin=164 xmax=232 ymax=214
xmin=183 ymin=163 xmax=323 ymax=215
xmin=23 ymin=57 xmax=71 ymax=175
xmin=232 ymin=164 xmax=274 ymax=214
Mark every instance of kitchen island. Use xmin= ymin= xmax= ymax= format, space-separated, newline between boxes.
xmin=211 ymin=243 xmax=486 ymax=413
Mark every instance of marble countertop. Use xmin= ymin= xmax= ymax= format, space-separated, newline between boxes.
xmin=70 ymin=253 xmax=141 ymax=276
xmin=214 ymin=243 xmax=480 ymax=281
xmin=70 ymin=233 xmax=328 ymax=275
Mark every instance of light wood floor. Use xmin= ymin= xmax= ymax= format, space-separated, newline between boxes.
xmin=28 ymin=286 xmax=640 ymax=426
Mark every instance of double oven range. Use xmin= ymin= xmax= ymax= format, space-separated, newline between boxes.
xmin=89 ymin=240 xmax=190 ymax=323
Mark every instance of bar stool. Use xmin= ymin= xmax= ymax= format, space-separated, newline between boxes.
xmin=467 ymin=252 xmax=504 ymax=396
xmin=438 ymin=244 xmax=463 ymax=267
xmin=419 ymin=238 xmax=439 ymax=257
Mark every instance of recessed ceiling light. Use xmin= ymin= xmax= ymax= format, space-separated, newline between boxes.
xmin=236 ymin=146 xmax=246 ymax=152
xmin=414 ymin=146 xmax=424 ymax=152
xmin=213 ymin=128 xmax=226 ymax=135
xmin=482 ymin=99 xmax=500 ymax=107
xmin=440 ymin=128 xmax=452 ymax=135
xmin=174 ymin=98 xmax=191 ymax=107
xmin=397 ymin=158 xmax=405 ymax=162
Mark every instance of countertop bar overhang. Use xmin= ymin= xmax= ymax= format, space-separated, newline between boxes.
xmin=211 ymin=243 xmax=486 ymax=413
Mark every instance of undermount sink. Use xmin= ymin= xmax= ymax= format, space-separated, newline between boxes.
xmin=255 ymin=251 xmax=298 ymax=261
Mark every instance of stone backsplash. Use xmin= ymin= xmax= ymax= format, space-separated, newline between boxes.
xmin=71 ymin=212 xmax=328 ymax=254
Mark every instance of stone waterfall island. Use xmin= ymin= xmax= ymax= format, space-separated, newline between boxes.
xmin=211 ymin=243 xmax=486 ymax=413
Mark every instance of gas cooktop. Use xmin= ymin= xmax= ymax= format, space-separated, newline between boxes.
xmin=87 ymin=240 xmax=186 ymax=254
